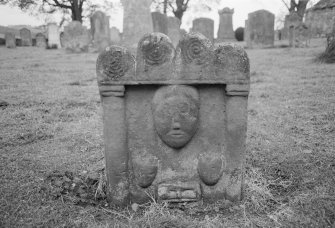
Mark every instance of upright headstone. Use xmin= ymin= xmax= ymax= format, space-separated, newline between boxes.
xmin=286 ymin=12 xmax=302 ymax=47
xmin=96 ymin=32 xmax=250 ymax=206
xmin=167 ymin=16 xmax=181 ymax=47
xmin=47 ymin=23 xmax=61 ymax=48
xmin=244 ymin=20 xmax=249 ymax=44
xmin=5 ymin=32 xmax=16 ymax=48
xmin=293 ymin=23 xmax=310 ymax=47
xmin=192 ymin=18 xmax=214 ymax=42
xmin=152 ymin=12 xmax=168 ymax=35
xmin=246 ymin=10 xmax=275 ymax=48
xmin=90 ymin=11 xmax=110 ymax=51
xmin=63 ymin=21 xmax=91 ymax=53
xmin=35 ymin=33 xmax=47 ymax=48
xmin=110 ymin=27 xmax=121 ymax=44
xmin=20 ymin=28 xmax=32 ymax=46
xmin=121 ymin=0 xmax=153 ymax=48
xmin=217 ymin=7 xmax=236 ymax=41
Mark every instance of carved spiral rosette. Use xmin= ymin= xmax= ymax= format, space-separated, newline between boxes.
xmin=179 ymin=32 xmax=213 ymax=66
xmin=138 ymin=33 xmax=174 ymax=66
xmin=214 ymin=43 xmax=250 ymax=75
xmin=96 ymin=46 xmax=135 ymax=83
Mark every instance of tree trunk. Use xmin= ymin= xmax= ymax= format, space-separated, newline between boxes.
xmin=163 ymin=0 xmax=168 ymax=14
xmin=71 ymin=0 xmax=83 ymax=22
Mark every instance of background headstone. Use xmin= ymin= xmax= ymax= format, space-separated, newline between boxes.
xmin=5 ymin=32 xmax=16 ymax=48
xmin=152 ymin=11 xmax=168 ymax=35
xmin=47 ymin=23 xmax=61 ymax=49
xmin=167 ymin=16 xmax=181 ymax=47
xmin=90 ymin=11 xmax=110 ymax=51
xmin=63 ymin=21 xmax=91 ymax=53
xmin=192 ymin=18 xmax=214 ymax=42
xmin=217 ymin=7 xmax=236 ymax=41
xmin=110 ymin=26 xmax=121 ymax=44
xmin=286 ymin=12 xmax=302 ymax=47
xmin=121 ymin=0 xmax=153 ymax=48
xmin=244 ymin=20 xmax=249 ymax=44
xmin=20 ymin=28 xmax=32 ymax=46
xmin=246 ymin=10 xmax=275 ymax=48
xmin=35 ymin=33 xmax=46 ymax=48
xmin=293 ymin=23 xmax=310 ymax=47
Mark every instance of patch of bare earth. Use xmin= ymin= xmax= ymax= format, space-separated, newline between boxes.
xmin=0 ymin=39 xmax=334 ymax=227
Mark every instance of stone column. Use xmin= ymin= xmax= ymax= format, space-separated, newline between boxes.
xmin=121 ymin=0 xmax=153 ymax=48
xmin=90 ymin=11 xmax=110 ymax=52
xmin=217 ymin=7 xmax=236 ymax=42
xmin=192 ymin=18 xmax=214 ymax=42
xmin=47 ymin=23 xmax=61 ymax=49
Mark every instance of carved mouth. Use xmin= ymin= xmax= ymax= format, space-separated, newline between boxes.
xmin=167 ymin=130 xmax=186 ymax=137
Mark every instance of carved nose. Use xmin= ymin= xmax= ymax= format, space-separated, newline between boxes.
xmin=172 ymin=118 xmax=181 ymax=130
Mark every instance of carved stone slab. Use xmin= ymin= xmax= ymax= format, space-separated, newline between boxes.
xmin=96 ymin=32 xmax=250 ymax=206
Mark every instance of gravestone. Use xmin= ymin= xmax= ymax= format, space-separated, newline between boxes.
xmin=152 ymin=12 xmax=168 ymax=35
xmin=110 ymin=27 xmax=121 ymax=44
xmin=5 ymin=32 xmax=16 ymax=48
xmin=167 ymin=16 xmax=181 ymax=47
xmin=246 ymin=10 xmax=275 ymax=48
xmin=35 ymin=33 xmax=47 ymax=48
xmin=287 ymin=12 xmax=302 ymax=47
xmin=63 ymin=21 xmax=91 ymax=53
xmin=293 ymin=23 xmax=310 ymax=47
xmin=217 ymin=7 xmax=236 ymax=41
xmin=244 ymin=20 xmax=249 ymax=44
xmin=90 ymin=11 xmax=110 ymax=51
xmin=96 ymin=32 xmax=250 ymax=206
xmin=20 ymin=28 xmax=32 ymax=46
xmin=122 ymin=0 xmax=153 ymax=48
xmin=47 ymin=23 xmax=61 ymax=48
xmin=192 ymin=18 xmax=214 ymax=42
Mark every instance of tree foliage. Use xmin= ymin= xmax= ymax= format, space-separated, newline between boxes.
xmin=152 ymin=0 xmax=220 ymax=22
xmin=0 ymin=0 xmax=109 ymax=23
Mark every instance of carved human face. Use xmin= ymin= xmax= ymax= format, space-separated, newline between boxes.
xmin=152 ymin=86 xmax=199 ymax=148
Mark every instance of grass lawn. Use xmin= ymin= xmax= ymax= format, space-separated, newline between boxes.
xmin=0 ymin=39 xmax=334 ymax=227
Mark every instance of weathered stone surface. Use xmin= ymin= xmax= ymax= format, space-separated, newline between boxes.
xmin=47 ymin=23 xmax=61 ymax=48
xmin=246 ymin=10 xmax=275 ymax=48
xmin=293 ymin=23 xmax=310 ymax=47
xmin=90 ymin=11 xmax=110 ymax=52
xmin=110 ymin=27 xmax=121 ymax=44
xmin=192 ymin=18 xmax=214 ymax=42
xmin=121 ymin=0 xmax=153 ymax=48
xmin=96 ymin=32 xmax=250 ymax=206
xmin=20 ymin=28 xmax=32 ymax=46
xmin=63 ymin=21 xmax=91 ymax=53
xmin=5 ymin=32 xmax=16 ymax=48
xmin=167 ymin=17 xmax=181 ymax=47
xmin=305 ymin=0 xmax=335 ymax=37
xmin=217 ymin=7 xmax=236 ymax=41
xmin=152 ymin=12 xmax=168 ymax=35
xmin=35 ymin=33 xmax=46 ymax=48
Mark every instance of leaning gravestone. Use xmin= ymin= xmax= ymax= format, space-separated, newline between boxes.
xmin=63 ymin=21 xmax=91 ymax=53
xmin=192 ymin=18 xmax=214 ymax=42
xmin=246 ymin=10 xmax=275 ymax=48
xmin=121 ymin=0 xmax=153 ymax=48
xmin=35 ymin=33 xmax=47 ymax=48
xmin=217 ymin=7 xmax=236 ymax=41
xmin=20 ymin=28 xmax=32 ymax=46
xmin=47 ymin=23 xmax=61 ymax=48
xmin=5 ymin=32 xmax=16 ymax=48
xmin=152 ymin=12 xmax=168 ymax=35
xmin=110 ymin=27 xmax=121 ymax=44
xmin=167 ymin=16 xmax=181 ymax=47
xmin=96 ymin=32 xmax=250 ymax=206
xmin=90 ymin=11 xmax=110 ymax=52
